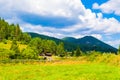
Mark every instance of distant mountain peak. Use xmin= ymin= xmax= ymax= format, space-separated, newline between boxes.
xmin=28 ymin=32 xmax=117 ymax=53
xmin=62 ymin=36 xmax=117 ymax=53
xmin=81 ymin=36 xmax=98 ymax=40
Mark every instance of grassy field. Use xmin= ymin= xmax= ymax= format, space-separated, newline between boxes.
xmin=0 ymin=41 xmax=27 ymax=51
xmin=0 ymin=41 xmax=120 ymax=80
xmin=0 ymin=61 xmax=120 ymax=80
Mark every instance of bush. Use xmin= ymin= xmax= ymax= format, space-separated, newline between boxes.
xmin=2 ymin=39 xmax=7 ymax=44
xmin=87 ymin=51 xmax=102 ymax=61
xmin=0 ymin=48 xmax=15 ymax=60
xmin=21 ymin=47 xmax=37 ymax=59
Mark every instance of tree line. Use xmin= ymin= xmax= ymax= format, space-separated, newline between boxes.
xmin=1 ymin=37 xmax=83 ymax=60
xmin=0 ymin=18 xmax=31 ymax=44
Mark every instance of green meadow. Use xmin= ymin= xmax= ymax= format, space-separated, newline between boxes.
xmin=0 ymin=40 xmax=120 ymax=80
xmin=0 ymin=62 xmax=120 ymax=80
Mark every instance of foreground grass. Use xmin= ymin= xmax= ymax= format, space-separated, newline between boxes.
xmin=0 ymin=62 xmax=120 ymax=80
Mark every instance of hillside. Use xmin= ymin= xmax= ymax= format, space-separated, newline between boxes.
xmin=28 ymin=32 xmax=77 ymax=51
xmin=62 ymin=37 xmax=77 ymax=42
xmin=63 ymin=36 xmax=117 ymax=53
xmin=28 ymin=32 xmax=62 ymax=44
xmin=28 ymin=32 xmax=117 ymax=53
xmin=0 ymin=41 xmax=27 ymax=51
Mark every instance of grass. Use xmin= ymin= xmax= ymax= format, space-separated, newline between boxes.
xmin=0 ymin=41 xmax=120 ymax=80
xmin=0 ymin=41 xmax=11 ymax=50
xmin=0 ymin=40 xmax=27 ymax=51
xmin=0 ymin=62 xmax=120 ymax=80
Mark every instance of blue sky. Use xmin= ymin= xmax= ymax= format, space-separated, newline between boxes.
xmin=0 ymin=0 xmax=120 ymax=48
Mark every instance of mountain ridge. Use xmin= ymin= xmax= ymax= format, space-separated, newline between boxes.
xmin=28 ymin=32 xmax=117 ymax=53
xmin=63 ymin=36 xmax=117 ymax=53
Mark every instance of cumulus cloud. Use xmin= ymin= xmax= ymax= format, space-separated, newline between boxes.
xmin=20 ymin=23 xmax=67 ymax=38
xmin=92 ymin=0 xmax=120 ymax=15
xmin=1 ymin=0 xmax=120 ymax=48
xmin=0 ymin=0 xmax=85 ymax=18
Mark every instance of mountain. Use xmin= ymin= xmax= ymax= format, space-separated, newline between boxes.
xmin=62 ymin=37 xmax=77 ymax=42
xmin=28 ymin=32 xmax=117 ymax=53
xmin=28 ymin=32 xmax=62 ymax=44
xmin=28 ymin=32 xmax=77 ymax=51
xmin=62 ymin=36 xmax=117 ymax=53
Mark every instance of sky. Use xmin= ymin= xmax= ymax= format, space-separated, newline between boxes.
xmin=0 ymin=0 xmax=120 ymax=48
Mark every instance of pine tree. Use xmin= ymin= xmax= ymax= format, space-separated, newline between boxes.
xmin=70 ymin=50 xmax=75 ymax=57
xmin=15 ymin=24 xmax=22 ymax=40
xmin=22 ymin=33 xmax=31 ymax=44
xmin=75 ymin=46 xmax=82 ymax=57
xmin=10 ymin=40 xmax=20 ymax=58
xmin=0 ymin=30 xmax=4 ymax=41
xmin=118 ymin=45 xmax=120 ymax=55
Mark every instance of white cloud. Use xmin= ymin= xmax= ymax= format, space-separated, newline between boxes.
xmin=91 ymin=34 xmax=102 ymax=40
xmin=1 ymin=0 xmax=120 ymax=35
xmin=92 ymin=3 xmax=99 ymax=9
xmin=0 ymin=0 xmax=85 ymax=18
xmin=93 ymin=0 xmax=120 ymax=15
xmin=106 ymin=40 xmax=120 ymax=48
xmin=72 ymin=34 xmax=102 ymax=39
xmin=20 ymin=23 xmax=67 ymax=38
xmin=1 ymin=0 xmax=120 ymax=48
xmin=20 ymin=22 xmax=103 ymax=40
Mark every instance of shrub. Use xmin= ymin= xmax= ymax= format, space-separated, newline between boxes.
xmin=0 ymin=48 xmax=15 ymax=60
xmin=21 ymin=47 xmax=37 ymax=59
xmin=2 ymin=39 xmax=7 ymax=44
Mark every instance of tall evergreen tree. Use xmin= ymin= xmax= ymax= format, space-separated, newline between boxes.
xmin=22 ymin=33 xmax=31 ymax=44
xmin=70 ymin=50 xmax=75 ymax=57
xmin=118 ymin=45 xmax=120 ymax=55
xmin=0 ymin=30 xmax=5 ymax=41
xmin=10 ymin=40 xmax=20 ymax=58
xmin=15 ymin=24 xmax=23 ymax=40
xmin=75 ymin=46 xmax=82 ymax=57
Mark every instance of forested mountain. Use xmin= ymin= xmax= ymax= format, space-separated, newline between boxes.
xmin=28 ymin=32 xmax=62 ymax=44
xmin=63 ymin=36 xmax=117 ymax=53
xmin=28 ymin=32 xmax=77 ymax=51
xmin=62 ymin=37 xmax=77 ymax=42
xmin=29 ymin=32 xmax=117 ymax=53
